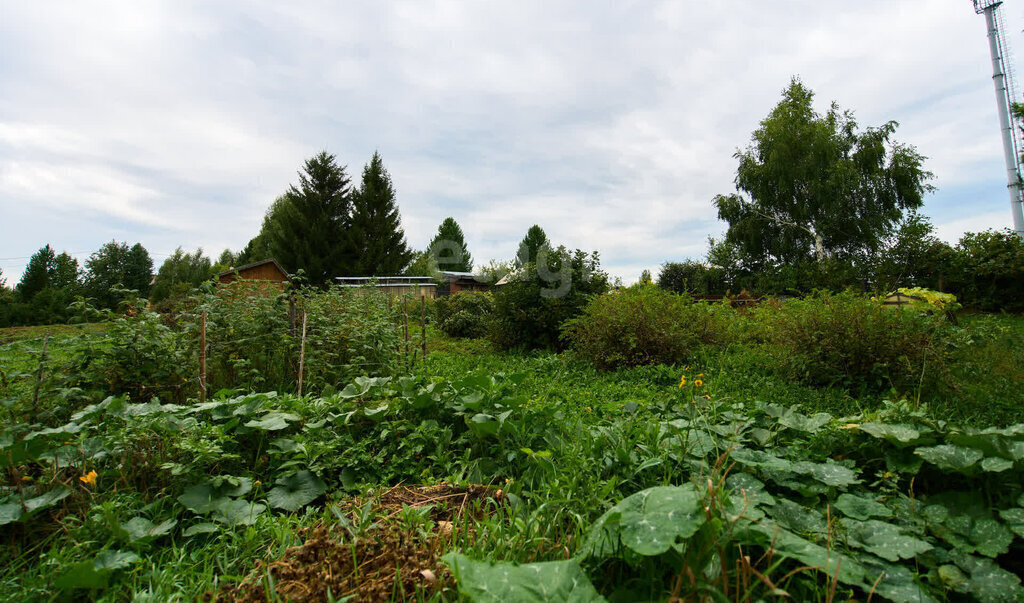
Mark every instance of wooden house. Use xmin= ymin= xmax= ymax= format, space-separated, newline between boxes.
xmin=218 ymin=258 xmax=290 ymax=284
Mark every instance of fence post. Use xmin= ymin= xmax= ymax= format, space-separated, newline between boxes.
xmin=297 ymin=311 xmax=308 ymax=397
xmin=199 ymin=312 xmax=207 ymax=403
xmin=420 ymin=296 xmax=427 ymax=366
xmin=31 ymin=335 xmax=50 ymax=416
xmin=403 ymin=297 xmax=410 ymax=371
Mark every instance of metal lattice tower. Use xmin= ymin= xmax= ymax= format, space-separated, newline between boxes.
xmin=974 ymin=0 xmax=1024 ymax=236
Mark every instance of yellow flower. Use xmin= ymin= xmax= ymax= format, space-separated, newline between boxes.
xmin=253 ymin=480 xmax=262 ymax=487
xmin=694 ymin=379 xmax=703 ymax=387
xmin=697 ymin=373 xmax=704 ymax=378
xmin=21 ymin=475 xmax=33 ymax=482
xmin=704 ymin=394 xmax=711 ymax=400
xmin=80 ymin=470 xmax=98 ymax=487
xmin=678 ymin=375 xmax=686 ymax=388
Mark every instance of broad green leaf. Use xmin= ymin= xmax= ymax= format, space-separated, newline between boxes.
xmin=177 ymin=485 xmax=230 ymax=514
xmin=120 ymin=517 xmax=177 ymax=543
xmin=23 ymin=485 xmax=71 ymax=514
xmin=746 ymin=523 xmax=868 ymax=587
xmin=915 ymin=445 xmax=983 ymax=472
xmin=999 ymin=508 xmax=1024 ymax=538
xmin=834 ymin=493 xmax=892 ymax=521
xmin=583 ymin=485 xmax=704 ymax=558
xmin=55 ymin=550 xmax=139 ymax=590
xmin=846 ymin=519 xmax=932 ymax=561
xmin=776 ymin=408 xmax=832 ymax=433
xmin=443 ymin=553 xmax=605 ymax=603
xmin=244 ymin=411 xmax=300 ymax=431
xmin=725 ymin=473 xmax=774 ymax=508
xmin=93 ymin=549 xmax=141 ymax=570
xmin=980 ymin=456 xmax=1014 ymax=472
xmin=858 ymin=423 xmax=925 ymax=446
xmin=183 ymin=522 xmax=220 ymax=537
xmin=769 ymin=499 xmax=825 ymax=536
xmin=211 ymin=499 xmax=266 ymax=526
xmin=268 ymin=471 xmax=326 ymax=511
xmin=791 ymin=460 xmax=859 ymax=487
xmin=925 ymin=493 xmax=1013 ymax=558
xmin=0 ymin=502 xmax=22 ymax=526
xmin=950 ymin=550 xmax=1024 ymax=601
xmin=466 ymin=413 xmax=500 ymax=439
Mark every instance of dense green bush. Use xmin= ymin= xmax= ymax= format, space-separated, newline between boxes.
xmin=657 ymin=261 xmax=726 ymax=296
xmin=63 ymin=284 xmax=405 ymax=404
xmin=766 ymin=290 xmax=952 ymax=395
xmin=562 ymin=286 xmax=736 ymax=370
xmin=489 ymin=247 xmax=608 ymax=350
xmin=434 ymin=292 xmax=493 ymax=338
xmin=947 ymin=229 xmax=1024 ymax=312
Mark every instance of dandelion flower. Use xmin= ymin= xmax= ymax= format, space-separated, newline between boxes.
xmin=80 ymin=470 xmax=98 ymax=487
xmin=694 ymin=379 xmax=703 ymax=387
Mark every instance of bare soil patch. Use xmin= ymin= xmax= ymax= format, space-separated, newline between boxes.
xmin=214 ymin=483 xmax=503 ymax=602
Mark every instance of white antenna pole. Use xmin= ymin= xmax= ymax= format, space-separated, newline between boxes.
xmin=978 ymin=1 xmax=1024 ymax=236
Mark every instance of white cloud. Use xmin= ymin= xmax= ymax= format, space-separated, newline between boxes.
xmin=1 ymin=0 xmax=1022 ymax=284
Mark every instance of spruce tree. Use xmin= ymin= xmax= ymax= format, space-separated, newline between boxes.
xmin=125 ymin=243 xmax=154 ymax=295
xmin=268 ymin=152 xmax=355 ymax=285
xmin=350 ymin=152 xmax=413 ymax=275
xmin=16 ymin=245 xmax=57 ymax=300
xmin=514 ymin=225 xmax=550 ymax=267
xmin=428 ymin=217 xmax=473 ymax=272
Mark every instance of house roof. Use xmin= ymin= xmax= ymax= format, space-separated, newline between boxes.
xmin=217 ymin=258 xmax=289 ymax=279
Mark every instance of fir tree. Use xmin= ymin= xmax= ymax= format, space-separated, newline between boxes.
xmin=16 ymin=245 xmax=57 ymax=300
xmin=514 ymin=225 xmax=550 ymax=267
xmin=428 ymin=217 xmax=473 ymax=273
xmin=350 ymin=152 xmax=413 ymax=275
xmin=268 ymin=152 xmax=355 ymax=285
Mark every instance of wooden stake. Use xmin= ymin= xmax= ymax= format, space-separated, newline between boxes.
xmin=297 ymin=311 xmax=308 ymax=397
xmin=420 ymin=296 xmax=427 ymax=365
xmin=199 ymin=312 xmax=207 ymax=403
xmin=403 ymin=298 xmax=410 ymax=371
xmin=31 ymin=335 xmax=49 ymax=415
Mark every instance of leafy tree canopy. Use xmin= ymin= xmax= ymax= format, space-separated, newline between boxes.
xmin=428 ymin=217 xmax=473 ymax=273
xmin=514 ymin=225 xmax=550 ymax=268
xmin=350 ymin=151 xmax=413 ymax=275
xmin=85 ymin=241 xmax=153 ymax=308
xmin=267 ymin=151 xmax=355 ymax=286
xmin=237 ymin=195 xmax=292 ymax=266
xmin=150 ymin=248 xmax=214 ymax=303
xmin=714 ymin=78 xmax=933 ymax=268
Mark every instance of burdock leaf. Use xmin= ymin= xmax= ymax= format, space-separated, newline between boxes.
xmin=268 ymin=471 xmax=326 ymax=511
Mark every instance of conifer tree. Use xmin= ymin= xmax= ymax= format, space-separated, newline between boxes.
xmin=428 ymin=217 xmax=473 ymax=272
xmin=350 ymin=152 xmax=413 ymax=275
xmin=268 ymin=152 xmax=355 ymax=285
xmin=514 ymin=225 xmax=550 ymax=267
xmin=16 ymin=245 xmax=57 ymax=300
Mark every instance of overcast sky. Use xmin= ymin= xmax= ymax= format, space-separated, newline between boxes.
xmin=1 ymin=1 xmax=1022 ymax=284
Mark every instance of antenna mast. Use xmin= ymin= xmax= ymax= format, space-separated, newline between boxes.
xmin=974 ymin=0 xmax=1024 ymax=236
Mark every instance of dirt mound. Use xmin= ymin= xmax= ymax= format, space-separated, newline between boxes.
xmin=214 ymin=484 xmax=504 ymax=602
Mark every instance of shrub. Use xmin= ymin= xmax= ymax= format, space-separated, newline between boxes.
xmin=434 ymin=292 xmax=493 ymax=338
xmin=767 ymin=290 xmax=952 ymax=395
xmin=489 ymin=247 xmax=608 ymax=350
xmin=563 ymin=286 xmax=739 ymax=370
xmin=947 ymin=229 xmax=1024 ymax=312
xmin=63 ymin=284 xmax=405 ymax=403
xmin=657 ymin=261 xmax=726 ymax=296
